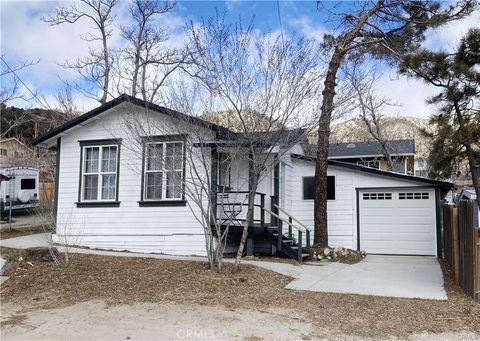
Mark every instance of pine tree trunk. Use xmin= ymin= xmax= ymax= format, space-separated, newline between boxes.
xmin=314 ymin=51 xmax=343 ymax=247
xmin=313 ymin=0 xmax=385 ymax=247
xmin=465 ymin=145 xmax=480 ymax=207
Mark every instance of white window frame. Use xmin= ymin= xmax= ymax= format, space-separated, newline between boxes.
xmin=80 ymin=144 xmax=119 ymax=202
xmin=143 ymin=140 xmax=184 ymax=201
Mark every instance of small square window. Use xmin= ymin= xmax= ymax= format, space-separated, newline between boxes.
xmin=302 ymin=176 xmax=335 ymax=200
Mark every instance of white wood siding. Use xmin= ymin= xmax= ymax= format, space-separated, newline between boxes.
xmin=54 ymin=102 xmax=214 ymax=255
xmin=285 ymin=157 xmax=437 ymax=250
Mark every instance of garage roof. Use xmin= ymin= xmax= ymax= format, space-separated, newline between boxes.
xmin=291 ymin=153 xmax=454 ymax=190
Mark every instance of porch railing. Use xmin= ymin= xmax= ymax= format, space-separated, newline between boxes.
xmin=215 ymin=190 xmax=266 ymax=226
xmin=264 ymin=204 xmax=312 ymax=260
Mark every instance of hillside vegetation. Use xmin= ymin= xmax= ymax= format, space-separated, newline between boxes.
xmin=326 ymin=116 xmax=432 ymax=157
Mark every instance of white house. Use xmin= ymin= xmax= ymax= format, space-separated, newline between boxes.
xmin=33 ymin=94 xmax=453 ymax=259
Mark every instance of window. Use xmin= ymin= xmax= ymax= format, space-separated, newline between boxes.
xmin=21 ymin=178 xmax=36 ymax=190
xmin=363 ymin=192 xmax=392 ymax=200
xmin=303 ymin=176 xmax=335 ymax=200
xmin=217 ymin=152 xmax=230 ymax=188
xmin=80 ymin=144 xmax=119 ymax=202
xmin=399 ymin=192 xmax=429 ymax=200
xmin=415 ymin=170 xmax=428 ymax=178
xmin=0 ymin=148 xmax=6 ymax=157
xmin=143 ymin=141 xmax=184 ymax=200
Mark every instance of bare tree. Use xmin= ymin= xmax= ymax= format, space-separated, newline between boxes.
xmin=116 ymin=0 xmax=185 ymax=103
xmin=347 ymin=68 xmax=403 ymax=171
xmin=185 ymin=13 xmax=322 ymax=272
xmin=42 ymin=0 xmax=119 ymax=104
xmin=0 ymin=57 xmax=39 ymax=105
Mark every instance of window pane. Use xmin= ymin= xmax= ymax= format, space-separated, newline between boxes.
xmin=101 ymin=146 xmax=117 ymax=173
xmin=102 ymin=174 xmax=116 ymax=200
xmin=84 ymin=175 xmax=98 ymax=200
xmin=303 ymin=176 xmax=335 ymax=200
xmin=85 ymin=147 xmax=99 ymax=173
xmin=218 ymin=153 xmax=230 ymax=187
xmin=165 ymin=143 xmax=183 ymax=170
xmin=147 ymin=144 xmax=163 ymax=171
xmin=166 ymin=171 xmax=182 ymax=199
xmin=21 ymin=178 xmax=36 ymax=190
xmin=146 ymin=172 xmax=162 ymax=199
xmin=327 ymin=176 xmax=336 ymax=200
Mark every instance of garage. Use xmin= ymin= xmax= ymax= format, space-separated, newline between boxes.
xmin=358 ymin=188 xmax=437 ymax=256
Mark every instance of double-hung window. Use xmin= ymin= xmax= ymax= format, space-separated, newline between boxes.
xmin=79 ymin=141 xmax=120 ymax=204
xmin=143 ymin=140 xmax=184 ymax=201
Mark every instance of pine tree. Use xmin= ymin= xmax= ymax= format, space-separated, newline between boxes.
xmin=401 ymin=28 xmax=480 ymax=205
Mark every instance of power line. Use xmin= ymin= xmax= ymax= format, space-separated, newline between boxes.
xmin=1 ymin=56 xmax=53 ymax=111
xmin=276 ymin=0 xmax=285 ymax=50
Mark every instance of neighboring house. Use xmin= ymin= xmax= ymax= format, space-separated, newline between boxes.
xmin=0 ymin=138 xmax=35 ymax=166
xmin=33 ymin=94 xmax=453 ymax=259
xmin=307 ymin=139 xmax=417 ymax=175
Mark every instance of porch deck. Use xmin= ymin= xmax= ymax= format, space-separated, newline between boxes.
xmin=213 ymin=191 xmax=312 ymax=261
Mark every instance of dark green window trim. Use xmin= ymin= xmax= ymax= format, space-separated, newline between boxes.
xmin=75 ymin=201 xmax=121 ymax=208
xmin=53 ymin=137 xmax=61 ymax=224
xmin=140 ymin=135 xmax=187 ymax=202
xmin=141 ymin=134 xmax=187 ymax=143
xmin=79 ymin=138 xmax=122 ymax=147
xmin=138 ymin=200 xmax=187 ymax=207
xmin=77 ymin=139 xmax=122 ymax=204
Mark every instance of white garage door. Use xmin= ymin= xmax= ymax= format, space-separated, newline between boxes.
xmin=359 ymin=189 xmax=437 ymax=256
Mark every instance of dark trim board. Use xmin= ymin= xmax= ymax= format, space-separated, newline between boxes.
xmin=291 ymin=153 xmax=454 ymax=191
xmin=75 ymin=201 xmax=121 ymax=208
xmin=77 ymin=139 xmax=122 ymax=204
xmin=54 ymin=137 xmax=61 ymax=224
xmin=32 ymin=94 xmax=236 ymax=146
xmin=138 ymin=200 xmax=187 ymax=207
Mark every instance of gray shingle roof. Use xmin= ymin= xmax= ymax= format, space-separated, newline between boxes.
xmin=306 ymin=139 xmax=415 ymax=158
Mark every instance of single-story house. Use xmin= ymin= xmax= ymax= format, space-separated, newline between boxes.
xmin=33 ymin=94 xmax=453 ymax=259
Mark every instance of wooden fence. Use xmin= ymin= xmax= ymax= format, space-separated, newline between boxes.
xmin=442 ymin=200 xmax=480 ymax=301
xmin=39 ymin=182 xmax=54 ymax=206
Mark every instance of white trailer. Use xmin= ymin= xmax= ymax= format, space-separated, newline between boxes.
xmin=0 ymin=167 xmax=40 ymax=218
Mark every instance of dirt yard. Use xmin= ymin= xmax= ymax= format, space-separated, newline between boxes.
xmin=1 ymin=248 xmax=479 ymax=340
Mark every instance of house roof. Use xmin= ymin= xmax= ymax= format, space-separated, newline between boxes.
xmin=32 ymin=94 xmax=237 ymax=147
xmin=236 ymin=128 xmax=308 ymax=145
xmin=306 ymin=139 xmax=416 ymax=159
xmin=0 ymin=137 xmax=34 ymax=153
xmin=291 ymin=153 xmax=454 ymax=190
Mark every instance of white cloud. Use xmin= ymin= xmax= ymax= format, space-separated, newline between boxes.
xmin=288 ymin=16 xmax=328 ymax=43
xmin=373 ymin=69 xmax=440 ymax=118
xmin=423 ymin=9 xmax=480 ymax=52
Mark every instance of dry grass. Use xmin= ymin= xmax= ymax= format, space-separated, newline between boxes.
xmin=1 ymin=247 xmax=479 ymax=339
xmin=0 ymin=229 xmax=38 ymax=240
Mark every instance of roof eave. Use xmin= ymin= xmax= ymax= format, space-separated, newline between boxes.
xmin=291 ymin=153 xmax=454 ymax=190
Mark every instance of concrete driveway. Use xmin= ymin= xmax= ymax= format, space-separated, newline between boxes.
xmin=254 ymin=255 xmax=447 ymax=300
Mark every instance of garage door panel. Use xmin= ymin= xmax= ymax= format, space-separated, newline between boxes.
xmin=359 ymin=189 xmax=436 ymax=256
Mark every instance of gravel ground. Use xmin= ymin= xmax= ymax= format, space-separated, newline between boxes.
xmin=1 ymin=248 xmax=479 ymax=339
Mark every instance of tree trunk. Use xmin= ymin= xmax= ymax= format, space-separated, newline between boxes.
xmin=314 ymin=50 xmax=344 ymax=247
xmin=313 ymin=0 xmax=385 ymax=247
xmin=100 ymin=24 xmax=110 ymax=105
xmin=233 ymin=188 xmax=256 ymax=273
xmin=453 ymin=101 xmax=480 ymax=206
xmin=465 ymin=144 xmax=480 ymax=207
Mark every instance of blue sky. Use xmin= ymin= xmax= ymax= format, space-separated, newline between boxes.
xmin=1 ymin=1 xmax=479 ymax=118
